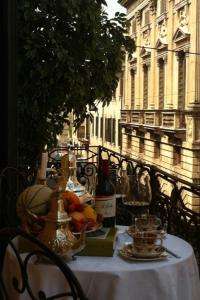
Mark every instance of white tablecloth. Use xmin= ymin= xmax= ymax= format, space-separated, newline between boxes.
xmin=3 ymin=227 xmax=200 ymax=300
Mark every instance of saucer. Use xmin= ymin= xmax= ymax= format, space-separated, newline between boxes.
xmin=132 ymin=245 xmax=166 ymax=258
xmin=119 ymin=243 xmax=168 ymax=261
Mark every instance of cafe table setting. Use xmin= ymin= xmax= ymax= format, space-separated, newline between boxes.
xmin=2 ymin=152 xmax=200 ymax=300
xmin=2 ymin=222 xmax=200 ymax=300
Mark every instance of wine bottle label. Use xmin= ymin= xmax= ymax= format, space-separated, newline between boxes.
xmin=95 ymin=195 xmax=116 ymax=218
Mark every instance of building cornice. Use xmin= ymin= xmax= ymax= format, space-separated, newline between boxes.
xmin=118 ymin=0 xmax=133 ymax=9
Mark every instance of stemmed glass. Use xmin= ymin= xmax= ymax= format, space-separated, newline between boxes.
xmin=117 ymin=169 xmax=152 ymax=226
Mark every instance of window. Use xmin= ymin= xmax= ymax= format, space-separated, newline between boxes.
xmin=131 ymin=70 xmax=135 ymax=109
xmin=143 ymin=65 xmax=149 ymax=109
xmin=100 ymin=117 xmax=104 ymax=139
xmin=92 ymin=119 xmax=94 ymax=136
xmin=118 ymin=120 xmax=122 ymax=148
xmin=95 ymin=116 xmax=99 ymax=137
xmin=120 ymin=72 xmax=124 ymax=97
xmin=144 ymin=9 xmax=150 ymax=26
xmin=160 ymin=0 xmax=166 ymax=14
xmin=178 ymin=51 xmax=186 ymax=109
xmin=105 ymin=118 xmax=108 ymax=141
xmin=158 ymin=58 xmax=165 ymax=109
xmin=86 ymin=117 xmax=90 ymax=140
xmin=108 ymin=118 xmax=112 ymax=143
xmin=139 ymin=138 xmax=144 ymax=153
xmin=173 ymin=146 xmax=181 ymax=165
xmin=132 ymin=19 xmax=136 ymax=34
xmin=127 ymin=134 xmax=132 ymax=149
xmin=154 ymin=141 xmax=160 ymax=158
xmin=111 ymin=118 xmax=116 ymax=145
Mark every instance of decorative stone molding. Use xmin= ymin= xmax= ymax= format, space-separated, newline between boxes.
xmin=174 ymin=0 xmax=191 ymax=12
xmin=186 ymin=116 xmax=200 ymax=143
xmin=187 ymin=116 xmax=193 ymax=140
xmin=149 ymin=0 xmax=157 ymax=15
xmin=140 ymin=46 xmax=151 ymax=59
xmin=155 ymin=39 xmax=168 ymax=52
xmin=145 ymin=112 xmax=156 ymax=125
xmin=159 ymin=20 xmax=167 ymax=41
xmin=142 ymin=59 xmax=151 ymax=68
xmin=156 ymin=12 xmax=168 ymax=24
xmin=162 ymin=113 xmax=175 ymax=128
xmin=141 ymin=24 xmax=151 ymax=34
xmin=174 ymin=46 xmax=190 ymax=60
xmin=156 ymin=52 xmax=168 ymax=64
xmin=178 ymin=7 xmax=189 ymax=33
xmin=173 ymin=27 xmax=190 ymax=44
xmin=130 ymin=63 xmax=137 ymax=73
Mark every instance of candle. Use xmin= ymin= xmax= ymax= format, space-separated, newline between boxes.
xmin=39 ymin=152 xmax=48 ymax=180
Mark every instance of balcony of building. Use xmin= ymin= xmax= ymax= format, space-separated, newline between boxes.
xmin=120 ymin=109 xmax=186 ymax=141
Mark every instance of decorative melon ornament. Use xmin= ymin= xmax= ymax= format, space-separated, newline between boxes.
xmin=16 ymin=184 xmax=53 ymax=235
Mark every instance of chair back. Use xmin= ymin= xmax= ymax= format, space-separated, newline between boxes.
xmin=0 ymin=227 xmax=88 ymax=300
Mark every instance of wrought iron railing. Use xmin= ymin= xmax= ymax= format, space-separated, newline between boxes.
xmin=48 ymin=145 xmax=200 ymax=266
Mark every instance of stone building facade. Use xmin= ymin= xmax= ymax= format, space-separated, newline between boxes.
xmin=116 ymin=0 xmax=200 ymax=186
xmin=90 ymin=0 xmax=200 ymax=205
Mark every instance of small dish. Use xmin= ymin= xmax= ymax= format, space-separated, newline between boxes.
xmin=119 ymin=243 xmax=168 ymax=261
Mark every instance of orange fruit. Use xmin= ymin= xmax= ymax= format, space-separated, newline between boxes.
xmin=82 ymin=206 xmax=97 ymax=222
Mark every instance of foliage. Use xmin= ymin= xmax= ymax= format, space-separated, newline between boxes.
xmin=17 ymin=0 xmax=135 ymax=168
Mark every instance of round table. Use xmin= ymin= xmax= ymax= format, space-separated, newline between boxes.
xmin=3 ymin=226 xmax=200 ymax=300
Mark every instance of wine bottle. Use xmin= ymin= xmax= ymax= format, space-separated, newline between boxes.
xmin=95 ymin=159 xmax=116 ymax=228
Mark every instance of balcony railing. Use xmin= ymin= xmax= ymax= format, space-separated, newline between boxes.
xmin=49 ymin=145 xmax=200 ymax=267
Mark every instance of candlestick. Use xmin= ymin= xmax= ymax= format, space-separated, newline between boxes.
xmin=39 ymin=152 xmax=48 ymax=180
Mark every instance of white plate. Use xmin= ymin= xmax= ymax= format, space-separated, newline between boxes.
xmin=119 ymin=243 xmax=168 ymax=261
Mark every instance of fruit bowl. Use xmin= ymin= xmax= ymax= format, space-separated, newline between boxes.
xmin=72 ymin=222 xmax=102 ymax=235
xmin=61 ymin=190 xmax=98 ymax=234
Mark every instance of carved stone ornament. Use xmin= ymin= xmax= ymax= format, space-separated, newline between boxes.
xmin=187 ymin=117 xmax=193 ymax=139
xmin=159 ymin=21 xmax=167 ymax=40
xmin=179 ymin=8 xmax=189 ymax=32
xmin=149 ymin=0 xmax=157 ymax=15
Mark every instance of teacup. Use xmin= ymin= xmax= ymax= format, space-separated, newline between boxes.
xmin=135 ymin=215 xmax=161 ymax=232
xmin=132 ymin=231 xmax=163 ymax=253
